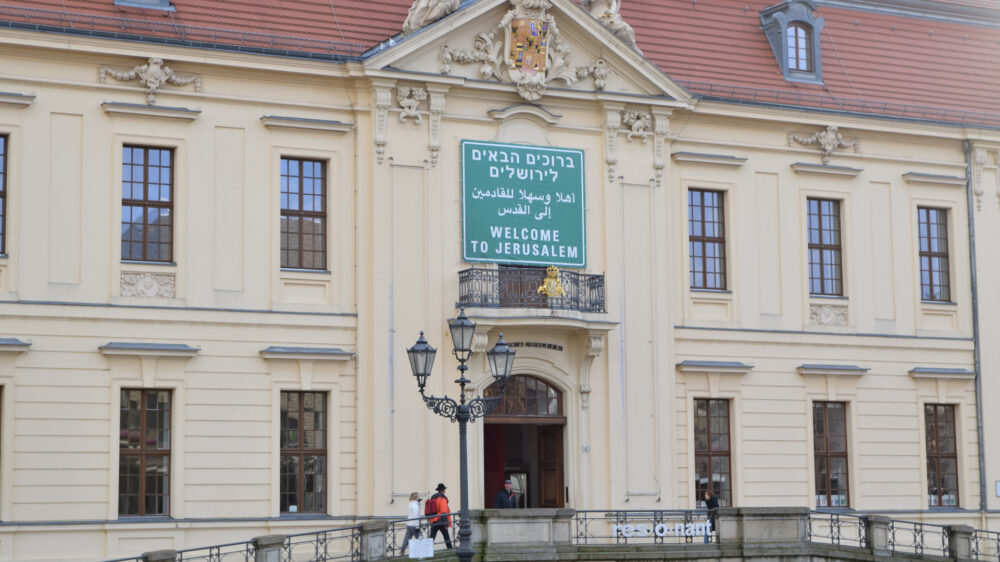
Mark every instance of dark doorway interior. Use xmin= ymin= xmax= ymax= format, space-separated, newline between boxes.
xmin=484 ymin=423 xmax=564 ymax=508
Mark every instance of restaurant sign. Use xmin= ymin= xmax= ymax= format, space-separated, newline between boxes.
xmin=461 ymin=140 xmax=585 ymax=267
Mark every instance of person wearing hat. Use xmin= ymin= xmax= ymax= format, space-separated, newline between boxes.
xmin=401 ymin=492 xmax=423 ymax=554
xmin=494 ymin=478 xmax=517 ymax=508
xmin=428 ymin=483 xmax=453 ymax=549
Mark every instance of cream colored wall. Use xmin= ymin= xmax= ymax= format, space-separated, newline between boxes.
xmin=0 ymin=35 xmax=363 ymax=559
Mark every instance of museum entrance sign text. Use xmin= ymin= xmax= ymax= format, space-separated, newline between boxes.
xmin=461 ymin=140 xmax=586 ymax=268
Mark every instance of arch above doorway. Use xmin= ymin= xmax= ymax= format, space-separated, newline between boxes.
xmin=485 ymin=374 xmax=565 ymax=423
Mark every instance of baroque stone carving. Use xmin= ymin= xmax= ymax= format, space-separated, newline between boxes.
xmin=810 ymin=303 xmax=848 ymax=327
xmin=402 ymin=0 xmax=460 ymax=35
xmin=580 ymin=0 xmax=641 ymax=53
xmin=789 ymin=125 xmax=859 ymax=165
xmin=438 ymin=0 xmax=610 ymax=101
xmin=604 ymin=107 xmax=621 ymax=182
xmin=651 ymin=110 xmax=671 ymax=187
xmin=121 ymin=272 xmax=176 ymax=299
xmin=397 ymin=86 xmax=427 ymax=123
xmin=99 ymin=57 xmax=202 ymax=105
xmin=428 ymin=88 xmax=446 ymax=167
xmin=972 ymin=147 xmax=986 ymax=211
xmin=621 ymin=109 xmax=651 ymax=143
xmin=374 ymin=85 xmax=393 ymax=164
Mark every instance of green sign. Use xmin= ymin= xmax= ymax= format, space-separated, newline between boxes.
xmin=461 ymin=140 xmax=586 ymax=267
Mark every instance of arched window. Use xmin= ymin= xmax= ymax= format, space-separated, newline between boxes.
xmin=786 ymin=23 xmax=813 ymax=72
xmin=484 ymin=375 xmax=563 ymax=418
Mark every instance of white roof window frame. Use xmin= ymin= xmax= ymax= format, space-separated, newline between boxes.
xmin=760 ymin=0 xmax=825 ymax=84
xmin=114 ymin=0 xmax=175 ymax=11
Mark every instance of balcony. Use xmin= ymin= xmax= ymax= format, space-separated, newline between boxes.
xmin=458 ymin=267 xmax=606 ymax=313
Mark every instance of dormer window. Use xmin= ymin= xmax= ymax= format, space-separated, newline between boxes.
xmin=761 ymin=0 xmax=824 ymax=83
xmin=786 ymin=23 xmax=813 ymax=72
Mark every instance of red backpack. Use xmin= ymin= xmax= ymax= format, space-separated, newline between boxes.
xmin=424 ymin=496 xmax=437 ymax=516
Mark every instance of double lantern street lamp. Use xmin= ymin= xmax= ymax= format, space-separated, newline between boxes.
xmin=406 ymin=308 xmax=515 ymax=562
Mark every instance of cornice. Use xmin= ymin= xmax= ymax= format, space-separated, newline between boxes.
xmin=0 ymin=91 xmax=34 ymax=107
xmin=908 ymin=367 xmax=975 ymax=380
xmin=101 ymin=102 xmax=200 ymax=120
xmin=902 ymin=172 xmax=966 ymax=186
xmin=797 ymin=364 xmax=869 ymax=376
xmin=671 ymin=151 xmax=747 ymax=167
xmin=791 ymin=162 xmax=863 ymax=176
xmin=259 ymin=346 xmax=355 ymax=361
xmin=676 ymin=360 xmax=754 ymax=375
xmin=0 ymin=338 xmax=30 ymax=353
xmin=99 ymin=342 xmax=200 ymax=357
xmin=260 ymin=115 xmax=355 ymax=133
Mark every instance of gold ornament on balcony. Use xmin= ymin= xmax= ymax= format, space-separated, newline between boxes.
xmin=536 ymin=266 xmax=565 ymax=297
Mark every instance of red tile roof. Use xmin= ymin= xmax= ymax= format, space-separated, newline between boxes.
xmin=1 ymin=0 xmax=998 ymax=128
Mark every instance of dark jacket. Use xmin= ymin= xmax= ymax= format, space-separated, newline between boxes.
xmin=429 ymin=492 xmax=451 ymax=526
xmin=705 ymin=495 xmax=720 ymax=530
xmin=494 ymin=488 xmax=517 ymax=508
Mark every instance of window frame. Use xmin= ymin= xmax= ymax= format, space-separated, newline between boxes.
xmin=0 ymin=134 xmax=7 ymax=255
xmin=917 ymin=207 xmax=951 ymax=302
xmin=280 ymin=390 xmax=328 ymax=514
xmin=694 ymin=398 xmax=732 ymax=507
xmin=280 ymin=157 xmax=328 ymax=271
xmin=121 ymin=145 xmax=175 ymax=263
xmin=807 ymin=198 xmax=843 ymax=296
xmin=925 ymin=403 xmax=960 ymax=508
xmin=812 ymin=401 xmax=850 ymax=508
xmin=119 ymin=388 xmax=171 ymax=517
xmin=786 ymin=23 xmax=813 ymax=72
xmin=688 ymin=189 xmax=727 ymax=291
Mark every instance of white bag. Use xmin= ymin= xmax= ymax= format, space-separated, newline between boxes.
xmin=408 ymin=537 xmax=435 ymax=559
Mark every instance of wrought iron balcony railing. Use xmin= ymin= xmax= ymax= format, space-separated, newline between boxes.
xmin=458 ymin=267 xmax=606 ymax=313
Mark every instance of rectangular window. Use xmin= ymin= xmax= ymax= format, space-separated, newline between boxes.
xmin=918 ymin=207 xmax=950 ymax=302
xmin=121 ymin=146 xmax=174 ymax=262
xmin=807 ymin=198 xmax=842 ymax=296
xmin=813 ymin=401 xmax=849 ymax=507
xmin=689 ymin=189 xmax=726 ymax=290
xmin=694 ymin=398 xmax=731 ymax=507
xmin=0 ymin=134 xmax=6 ymax=255
xmin=119 ymin=389 xmax=170 ymax=516
xmin=280 ymin=158 xmax=327 ymax=270
xmin=925 ymin=404 xmax=959 ymax=507
xmin=280 ymin=391 xmax=327 ymax=513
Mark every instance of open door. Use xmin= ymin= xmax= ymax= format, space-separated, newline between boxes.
xmin=538 ymin=424 xmax=564 ymax=508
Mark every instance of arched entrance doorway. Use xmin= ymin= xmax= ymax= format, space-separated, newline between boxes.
xmin=483 ymin=375 xmax=565 ymax=508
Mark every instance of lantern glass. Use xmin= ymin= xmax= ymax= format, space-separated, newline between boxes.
xmin=449 ymin=308 xmax=476 ymax=360
xmin=486 ymin=332 xmax=516 ymax=382
xmin=406 ymin=331 xmax=436 ymax=389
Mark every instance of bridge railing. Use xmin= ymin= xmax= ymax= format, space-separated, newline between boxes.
xmin=807 ymin=511 xmax=868 ymax=549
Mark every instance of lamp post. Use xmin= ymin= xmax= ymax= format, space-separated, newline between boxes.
xmin=406 ymin=308 xmax=515 ymax=562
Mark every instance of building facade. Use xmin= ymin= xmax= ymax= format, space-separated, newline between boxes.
xmin=0 ymin=0 xmax=997 ymax=559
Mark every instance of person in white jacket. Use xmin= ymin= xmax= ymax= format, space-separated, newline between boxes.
xmin=401 ymin=492 xmax=423 ymax=554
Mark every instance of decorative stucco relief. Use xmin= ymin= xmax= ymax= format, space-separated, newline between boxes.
xmin=121 ymin=272 xmax=176 ymax=299
xmin=810 ymin=303 xmax=848 ymax=327
xmin=397 ymin=86 xmax=427 ymax=123
xmin=603 ymin=106 xmax=621 ymax=182
xmin=428 ymin=88 xmax=446 ymax=167
xmin=580 ymin=0 xmax=641 ymax=53
xmin=651 ymin=111 xmax=671 ymax=188
xmin=438 ymin=0 xmax=610 ymax=101
xmin=402 ymin=0 xmax=459 ymax=35
xmin=789 ymin=125 xmax=859 ymax=165
xmin=621 ymin=109 xmax=651 ymax=143
xmin=972 ymin=147 xmax=986 ymax=211
xmin=99 ymin=57 xmax=202 ymax=105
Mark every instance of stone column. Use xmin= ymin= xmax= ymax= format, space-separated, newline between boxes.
xmin=360 ymin=520 xmax=390 ymax=561
xmin=865 ymin=514 xmax=891 ymax=556
xmin=948 ymin=524 xmax=974 ymax=561
xmin=141 ymin=550 xmax=176 ymax=562
xmin=253 ymin=534 xmax=285 ymax=562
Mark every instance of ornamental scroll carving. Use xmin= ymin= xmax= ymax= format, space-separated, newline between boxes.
xmin=99 ymin=58 xmax=202 ymax=105
xmin=621 ymin=109 xmax=651 ymax=143
xmin=810 ymin=303 xmax=848 ymax=327
xmin=580 ymin=0 xmax=641 ymax=53
xmin=121 ymin=272 xmax=176 ymax=299
xmin=438 ymin=0 xmax=610 ymax=101
xmin=397 ymin=86 xmax=427 ymax=123
xmin=789 ymin=125 xmax=859 ymax=165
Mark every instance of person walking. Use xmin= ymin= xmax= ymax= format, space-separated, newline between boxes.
xmin=703 ymin=489 xmax=720 ymax=543
xmin=428 ymin=483 xmax=453 ymax=549
xmin=494 ymin=479 xmax=517 ymax=508
xmin=401 ymin=492 xmax=423 ymax=554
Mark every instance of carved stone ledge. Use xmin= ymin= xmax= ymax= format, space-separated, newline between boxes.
xmin=902 ymin=172 xmax=966 ymax=186
xmin=121 ymin=272 xmax=176 ymax=299
xmin=102 ymin=102 xmax=200 ymax=121
xmin=810 ymin=303 xmax=848 ymax=327
xmin=672 ymin=152 xmax=747 ymax=167
xmin=791 ymin=162 xmax=862 ymax=177
xmin=260 ymin=116 xmax=354 ymax=133
xmin=0 ymin=92 xmax=35 ymax=108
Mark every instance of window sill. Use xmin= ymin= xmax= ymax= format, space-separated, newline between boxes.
xmin=921 ymin=300 xmax=957 ymax=306
xmin=280 ymin=268 xmax=331 ymax=274
xmin=809 ymin=294 xmax=848 ymax=300
xmin=122 ymin=260 xmax=177 ymax=267
xmin=277 ymin=512 xmax=332 ymax=520
xmin=690 ymin=288 xmax=731 ymax=294
xmin=115 ymin=515 xmax=174 ymax=522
